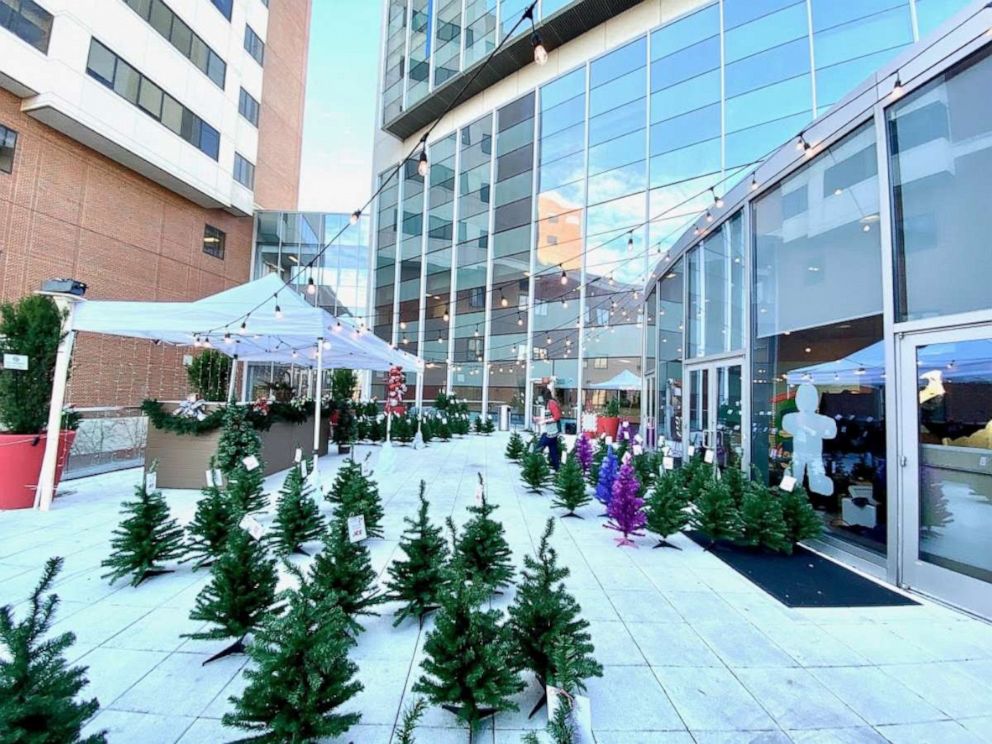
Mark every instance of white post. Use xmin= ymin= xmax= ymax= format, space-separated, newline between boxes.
xmin=239 ymin=359 xmax=249 ymax=401
xmin=35 ymin=296 xmax=79 ymax=511
xmin=227 ymin=354 xmax=239 ymax=402
xmin=312 ymin=340 xmax=324 ymax=455
xmin=413 ymin=366 xmax=425 ymax=449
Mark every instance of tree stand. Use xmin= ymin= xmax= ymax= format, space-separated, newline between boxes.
xmin=560 ymin=511 xmax=583 ymax=519
xmin=134 ymin=568 xmax=174 ymax=586
xmin=202 ymin=637 xmax=246 ymax=665
xmin=652 ymin=539 xmax=682 ymax=550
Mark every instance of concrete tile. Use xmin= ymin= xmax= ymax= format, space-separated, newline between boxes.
xmin=735 ymin=667 xmax=865 ymax=730
xmin=692 ymin=620 xmax=796 ymax=668
xmin=655 ymin=666 xmax=777 ymax=732
xmin=628 ymin=622 xmax=724 ymax=667
xmin=76 ymin=647 xmax=169 ymax=709
xmin=174 ymin=717 xmax=234 ymax=743
xmin=112 ymin=652 xmax=245 ymax=718
xmin=876 ymin=720 xmax=985 ymax=743
xmin=82 ymin=709 xmax=194 ymax=743
xmin=809 ymin=666 xmax=947 ymax=725
xmin=592 ymin=733 xmax=695 ymax=744
xmin=604 ymin=588 xmax=683 ymax=624
xmin=960 ymin=716 xmax=992 ymax=742
xmin=884 ymin=662 xmax=992 ymax=719
xmin=690 ymin=732 xmax=792 ymax=744
xmin=587 ymin=620 xmax=648 ymax=665
xmin=50 ymin=601 xmax=152 ymax=646
xmin=789 ymin=728 xmax=887 ymax=743
xmin=585 ymin=665 xmax=686 ymax=731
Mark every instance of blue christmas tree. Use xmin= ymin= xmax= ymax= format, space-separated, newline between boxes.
xmin=594 ymin=447 xmax=618 ymax=517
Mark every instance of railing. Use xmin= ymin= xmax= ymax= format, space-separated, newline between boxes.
xmin=63 ymin=406 xmax=146 ymax=480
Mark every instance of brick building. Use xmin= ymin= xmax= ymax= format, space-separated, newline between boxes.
xmin=0 ymin=0 xmax=311 ymax=407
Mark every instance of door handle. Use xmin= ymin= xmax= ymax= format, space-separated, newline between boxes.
xmin=900 ymin=455 xmax=908 ymax=467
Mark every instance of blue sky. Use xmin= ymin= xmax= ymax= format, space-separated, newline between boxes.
xmin=298 ymin=1 xmax=382 ymax=212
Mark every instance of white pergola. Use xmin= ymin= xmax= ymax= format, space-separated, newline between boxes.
xmin=34 ymin=275 xmax=425 ymax=510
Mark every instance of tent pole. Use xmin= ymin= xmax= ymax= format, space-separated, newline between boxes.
xmin=312 ymin=340 xmax=323 ymax=456
xmin=35 ymin=295 xmax=79 ymax=511
xmin=227 ymin=354 xmax=239 ymax=402
xmin=239 ymin=360 xmax=249 ymax=401
xmin=413 ymin=369 xmax=425 ymax=449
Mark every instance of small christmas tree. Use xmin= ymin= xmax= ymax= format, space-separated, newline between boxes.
xmin=328 ymin=456 xmax=363 ymax=505
xmin=606 ymin=460 xmax=646 ymax=547
xmin=722 ymin=464 xmax=747 ymax=506
xmin=778 ymin=485 xmax=823 ymax=544
xmin=644 ymin=468 xmax=690 ymax=549
xmin=552 ymin=455 xmax=590 ymax=518
xmin=225 ymin=463 xmax=268 ymax=515
xmin=223 ymin=564 xmax=362 ymax=741
xmin=412 ymin=566 xmax=524 ymax=733
xmin=505 ymin=430 xmax=526 ymax=461
xmin=386 ymin=481 xmax=449 ymax=627
xmin=520 ymin=448 xmax=552 ymax=494
xmin=330 ymin=458 xmax=385 ymax=539
xmin=587 ymin=437 xmax=607 ymax=486
xmin=395 ymin=698 xmax=427 ymax=744
xmin=269 ymin=464 xmax=325 ymax=556
xmin=183 ymin=475 xmax=238 ymax=570
xmin=309 ymin=519 xmax=386 ymax=636
xmin=522 ymin=639 xmax=587 ymax=744
xmin=0 ymin=558 xmax=107 ymax=744
xmin=739 ymin=483 xmax=791 ymax=554
xmin=593 ymin=446 xmax=618 ymax=516
xmin=101 ymin=470 xmax=185 ymax=587
xmin=508 ymin=520 xmax=602 ymax=717
xmin=215 ymin=402 xmax=262 ymax=475
xmin=684 ymin=454 xmax=714 ymax=504
xmin=632 ymin=450 xmax=659 ymax=498
xmin=434 ymin=416 xmax=452 ymax=441
xmin=453 ymin=474 xmax=514 ymax=594
xmin=184 ymin=527 xmax=278 ymax=663
xmin=473 ymin=415 xmax=484 ymax=434
xmin=574 ymin=434 xmax=593 ymax=474
xmin=691 ymin=478 xmax=743 ymax=548
xmin=481 ymin=416 xmax=495 ymax=434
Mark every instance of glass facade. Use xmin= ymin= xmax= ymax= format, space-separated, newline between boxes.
xmin=373 ymin=0 xmax=955 ymax=427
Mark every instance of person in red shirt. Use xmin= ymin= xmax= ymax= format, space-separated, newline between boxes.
xmin=536 ymin=384 xmax=562 ymax=470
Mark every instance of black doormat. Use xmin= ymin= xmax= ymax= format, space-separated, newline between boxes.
xmin=685 ymin=531 xmax=918 ymax=608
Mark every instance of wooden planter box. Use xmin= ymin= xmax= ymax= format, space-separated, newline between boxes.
xmin=145 ymin=406 xmax=329 ymax=489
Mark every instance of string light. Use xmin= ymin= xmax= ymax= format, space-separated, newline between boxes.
xmin=711 ymin=187 xmax=724 ymax=208
xmin=891 ymin=75 xmax=904 ymax=99
xmin=223 ymin=332 xmax=233 ymax=344
xmin=274 ymin=302 xmax=283 ymax=320
xmin=306 ymin=277 xmax=316 ymax=296
xmin=239 ymin=320 xmax=247 ymax=335
xmin=443 ymin=308 xmax=450 ymax=322
xmin=322 ymin=340 xmax=331 ymax=350
xmin=705 ymin=210 xmax=713 ymax=223
xmin=627 ymin=232 xmax=634 ymax=251
xmin=525 ymin=4 xmax=547 ymax=66
xmin=349 ymin=209 xmax=361 ymax=225
xmin=517 ymin=313 xmax=524 ymax=327
xmin=334 ymin=321 xmax=342 ymax=332
xmin=418 ymin=148 xmax=429 ymax=177
xmin=750 ymin=173 xmax=759 ymax=191
xmin=500 ymin=290 xmax=508 ymax=307
xmin=474 ymin=325 xmax=480 ymax=337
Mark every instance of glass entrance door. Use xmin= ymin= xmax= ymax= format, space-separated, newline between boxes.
xmin=899 ymin=326 xmax=992 ymax=618
xmin=685 ymin=361 xmax=743 ymax=467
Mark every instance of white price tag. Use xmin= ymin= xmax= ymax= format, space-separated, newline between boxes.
xmin=347 ymin=514 xmax=367 ymax=543
xmin=704 ymin=449 xmax=714 ymax=464
xmin=548 ymin=686 xmax=593 ymax=744
xmin=242 ymin=455 xmax=260 ymax=471
xmin=145 ymin=470 xmax=157 ymax=492
xmin=205 ymin=469 xmax=215 ymax=487
xmin=474 ymin=483 xmax=484 ymax=506
xmin=2 ymin=353 xmax=28 ymax=371
xmin=605 ymin=436 xmax=613 ymax=446
xmin=239 ymin=514 xmax=265 ymax=541
xmin=663 ymin=456 xmax=675 ymax=471
xmin=213 ymin=468 xmax=224 ymax=487
xmin=294 ymin=447 xmax=302 ymax=463
xmin=300 ymin=459 xmax=308 ymax=478
xmin=687 ymin=445 xmax=695 ymax=457
xmin=633 ymin=444 xmax=643 ymax=456
xmin=780 ymin=475 xmax=797 ymax=492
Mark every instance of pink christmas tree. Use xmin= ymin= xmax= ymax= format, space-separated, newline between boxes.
xmin=575 ymin=434 xmax=593 ymax=473
xmin=606 ymin=459 xmax=646 ymax=547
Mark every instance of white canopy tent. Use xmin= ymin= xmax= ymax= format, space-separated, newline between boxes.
xmin=34 ymin=275 xmax=424 ymax=509
xmin=588 ymin=369 xmax=643 ymax=390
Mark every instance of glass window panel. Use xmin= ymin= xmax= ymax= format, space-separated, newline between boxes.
xmin=587 ymin=161 xmax=645 ymax=205
xmin=725 ymin=111 xmax=811 ymax=168
xmin=137 ymin=78 xmax=163 ymax=118
xmin=916 ymin=0 xmax=972 ymax=37
xmin=113 ymin=61 xmax=141 ymax=103
xmin=590 ymin=36 xmax=646 ymax=88
xmin=650 ymin=4 xmax=719 ymax=60
xmin=725 ymin=38 xmax=810 ymax=98
xmin=687 ymin=212 xmax=745 ymax=358
xmin=539 ymin=121 xmax=584 ymax=165
xmin=170 ymin=17 xmax=192 ymax=56
xmin=590 ymin=97 xmax=646 ymax=147
xmin=650 ymin=138 xmax=720 ymax=188
xmin=588 ymin=128 xmax=645 ymax=176
xmin=541 ymin=67 xmax=585 ymax=109
xmin=541 ymin=94 xmax=585 ymax=137
xmin=149 ymin=0 xmax=172 ymax=38
xmin=651 ymin=69 xmax=720 ymax=122
xmin=724 ymin=0 xmax=801 ymax=29
xmin=650 ymin=103 xmax=720 ymax=155
xmin=815 ymin=47 xmax=905 ymax=113
xmin=724 ymin=2 xmax=807 ymax=63
xmin=888 ymin=50 xmax=992 ymax=321
xmin=161 ymin=94 xmax=183 ymax=133
xmin=753 ymin=122 xmax=881 ymax=338
xmin=589 ymin=66 xmax=646 ymax=118
xmin=811 ymin=0 xmax=906 ymax=31
xmin=86 ymin=40 xmax=116 ymax=86
xmin=725 ymin=74 xmax=811 ymax=133
xmin=650 ymin=35 xmax=719 ymax=92
xmin=813 ymin=6 xmax=912 ymax=69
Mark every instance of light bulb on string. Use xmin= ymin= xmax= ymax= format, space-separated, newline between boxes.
xmin=322 ymin=340 xmax=331 ymax=350
xmin=517 ymin=313 xmax=524 ymax=327
xmin=306 ymin=277 xmax=316 ymax=296
xmin=500 ymin=290 xmax=508 ymax=308
xmin=560 ymin=265 xmax=567 ymax=285
xmin=750 ymin=173 xmax=759 ymax=191
xmin=334 ymin=321 xmax=342 ymax=333
xmin=474 ymin=325 xmax=480 ymax=337
xmin=705 ymin=210 xmax=714 ymax=223
xmin=349 ymin=209 xmax=361 ymax=225
xmin=223 ymin=332 xmax=233 ymax=344
xmin=417 ymin=148 xmax=429 ymax=177
xmin=443 ymin=308 xmax=449 ymax=322
xmin=891 ymin=75 xmax=904 ymax=99
xmin=711 ymin=187 xmax=724 ymax=208
xmin=627 ymin=232 xmax=634 ymax=252
xmin=274 ymin=303 xmax=283 ymax=320
xmin=239 ymin=320 xmax=248 ymax=335
xmin=531 ymin=30 xmax=548 ymax=65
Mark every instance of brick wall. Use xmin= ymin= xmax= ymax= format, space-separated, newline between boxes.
xmin=254 ymin=0 xmax=311 ymax=211
xmin=0 ymin=88 xmax=253 ymax=408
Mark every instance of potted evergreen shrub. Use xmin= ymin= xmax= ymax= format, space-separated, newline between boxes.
xmin=596 ymin=398 xmax=622 ymax=440
xmin=186 ymin=348 xmax=231 ymax=402
xmin=0 ymin=295 xmax=77 ymax=509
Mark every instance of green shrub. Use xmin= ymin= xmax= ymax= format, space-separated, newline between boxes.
xmin=0 ymin=295 xmax=65 ymax=434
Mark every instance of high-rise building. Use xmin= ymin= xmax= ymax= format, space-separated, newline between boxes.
xmin=372 ymin=0 xmax=992 ymax=617
xmin=0 ymin=0 xmax=311 ymax=405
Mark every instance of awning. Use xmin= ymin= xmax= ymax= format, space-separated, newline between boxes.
xmin=587 ymin=369 xmax=643 ymax=390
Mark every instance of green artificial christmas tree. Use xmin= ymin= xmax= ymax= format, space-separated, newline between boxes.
xmin=101 ymin=470 xmax=185 ymax=587
xmin=0 ymin=558 xmax=107 ymax=744
xmin=184 ymin=527 xmax=278 ymax=664
xmin=508 ymin=520 xmax=602 ymax=717
xmin=223 ymin=564 xmax=362 ymax=742
xmin=328 ymin=456 xmax=385 ymax=539
xmin=481 ymin=416 xmax=495 ymax=435
xmin=225 ymin=464 xmax=268 ymax=515
xmin=521 ymin=639 xmax=587 ymax=744
xmin=309 ymin=519 xmax=386 ymax=636
xmin=684 ymin=454 xmax=715 ymax=504
xmin=631 ymin=450 xmax=659 ymax=498
xmin=216 ymin=402 xmax=262 ymax=474
xmin=505 ymin=430 xmax=526 ymax=461
xmin=386 ymin=481 xmax=450 ymax=627
xmin=644 ymin=468 xmax=690 ymax=549
xmin=395 ymin=698 xmax=427 ymax=744
xmin=182 ymin=475 xmax=238 ymax=571
xmin=722 ymin=463 xmax=747 ymax=505
xmin=691 ymin=477 xmax=743 ymax=548
xmin=269 ymin=464 xmax=325 ymax=556
xmin=412 ymin=565 xmax=524 ymax=734
xmin=739 ymin=483 xmax=791 ymax=553
xmin=452 ymin=475 xmax=514 ymax=594
xmin=587 ymin=438 xmax=607 ymax=487
xmin=551 ymin=455 xmax=590 ymax=518
xmin=327 ymin=456 xmax=363 ymax=505
xmin=520 ymin=448 xmax=552 ymax=494
xmin=777 ymin=484 xmax=823 ymax=545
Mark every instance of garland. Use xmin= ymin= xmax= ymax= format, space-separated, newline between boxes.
xmin=141 ymin=399 xmax=312 ymax=436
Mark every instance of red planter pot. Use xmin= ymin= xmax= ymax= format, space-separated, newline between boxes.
xmin=596 ymin=416 xmax=620 ymax=440
xmin=0 ymin=431 xmax=76 ymax=510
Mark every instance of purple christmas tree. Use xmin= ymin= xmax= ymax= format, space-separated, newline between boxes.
xmin=575 ymin=434 xmax=593 ymax=474
xmin=594 ymin=447 xmax=618 ymax=516
xmin=606 ymin=459 xmax=646 ymax=547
